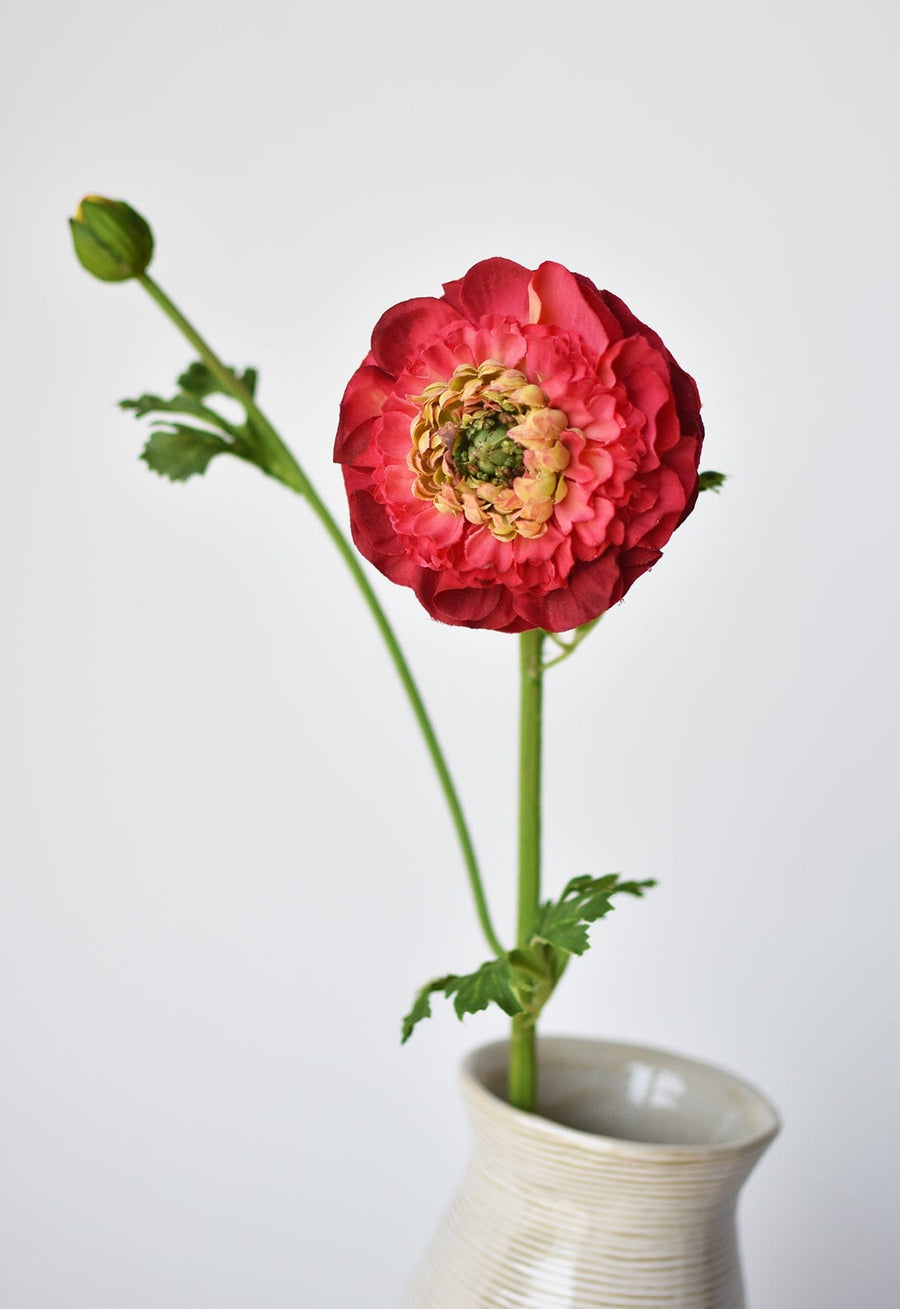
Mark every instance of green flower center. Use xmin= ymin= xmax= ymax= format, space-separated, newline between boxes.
xmin=452 ymin=412 xmax=526 ymax=485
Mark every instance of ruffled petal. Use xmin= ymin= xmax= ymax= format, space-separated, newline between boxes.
xmin=442 ymin=258 xmax=532 ymax=322
xmin=344 ymin=480 xmax=399 ymax=553
xmin=572 ymin=275 xmax=627 ymax=346
xmin=416 ymin=572 xmax=521 ymax=630
xmin=529 ymin=262 xmax=615 ymax=357
xmin=334 ymin=365 xmax=395 ymax=462
xmin=336 ymin=415 xmax=380 ymax=469
xmin=371 ymin=297 xmax=465 ymax=377
xmin=376 ymin=409 xmax=417 ymax=462
xmin=516 ymin=550 xmax=622 ymax=632
xmin=597 ymin=289 xmax=665 ymax=355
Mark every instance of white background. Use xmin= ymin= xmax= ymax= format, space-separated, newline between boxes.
xmin=2 ymin=1 xmax=897 ymax=1305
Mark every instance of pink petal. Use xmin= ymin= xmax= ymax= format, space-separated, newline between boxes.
xmin=518 ymin=551 xmax=624 ymax=631
xmin=335 ymin=415 xmax=380 ymax=468
xmin=462 ymin=526 xmax=502 ymax=570
xmin=511 ymin=528 xmax=559 ymax=567
xmin=529 ymin=263 xmax=615 ymax=356
xmin=519 ymin=328 xmax=583 ymax=386
xmin=376 ymin=410 xmax=416 ymax=462
xmin=417 ymin=334 xmax=475 ymax=382
xmin=573 ymin=275 xmax=627 ymax=346
xmin=598 ymin=289 xmax=665 ymax=355
xmin=346 ymin=482 xmax=405 ymax=556
xmin=555 ymin=481 xmax=607 ymax=535
xmin=669 ymin=365 xmax=704 ymax=441
xmin=442 ymin=258 xmax=532 ymax=323
xmin=539 ymin=377 xmax=596 ymax=431
xmin=394 ymin=499 xmax=465 ymax=552
xmin=623 ymin=467 xmax=688 ymax=549
xmin=381 ymin=463 xmax=418 ymax=504
xmin=615 ymin=544 xmax=662 ymax=595
xmin=408 ymin=565 xmax=535 ymax=631
xmin=335 ymin=366 xmax=394 ymax=462
xmin=371 ymin=298 xmax=465 ymax=378
xmin=663 ymin=432 xmax=702 ymax=490
xmin=466 ymin=320 xmax=529 ymax=370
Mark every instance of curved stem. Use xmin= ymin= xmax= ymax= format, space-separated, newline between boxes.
xmin=508 ymin=627 xmax=545 ymax=1111
xmin=137 ymin=274 xmax=504 ymax=959
xmin=541 ymin=615 xmax=603 ymax=671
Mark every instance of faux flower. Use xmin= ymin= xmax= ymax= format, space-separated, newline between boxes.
xmin=336 ymin=259 xmax=704 ymax=633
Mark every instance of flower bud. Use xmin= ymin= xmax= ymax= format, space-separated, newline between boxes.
xmin=69 ymin=196 xmax=154 ymax=282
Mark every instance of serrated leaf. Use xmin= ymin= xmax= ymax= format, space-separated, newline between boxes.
xmin=531 ymin=875 xmax=656 ymax=957
xmin=401 ymin=957 xmax=525 ymax=1044
xmin=401 ymin=975 xmax=457 ymax=1043
xmin=176 ymin=362 xmax=217 ymax=397
xmin=176 ymin=360 xmax=257 ymax=400
xmin=531 ymin=904 xmax=594 ymax=955
xmin=121 ymin=358 xmax=265 ymax=481
xmin=140 ymin=428 xmax=230 ymax=481
xmin=698 ymin=469 xmax=727 ymax=493
xmin=448 ymin=959 xmax=524 ymax=1021
xmin=400 ymin=992 xmax=433 ymax=1044
xmin=121 ymin=389 xmax=235 ymax=429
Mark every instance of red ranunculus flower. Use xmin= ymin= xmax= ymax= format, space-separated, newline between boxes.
xmin=334 ymin=259 xmax=703 ymax=633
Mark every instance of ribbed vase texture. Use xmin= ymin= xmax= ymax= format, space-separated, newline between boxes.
xmin=401 ymin=1038 xmax=779 ymax=1309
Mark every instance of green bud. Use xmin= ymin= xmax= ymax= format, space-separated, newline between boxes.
xmin=697 ymin=469 xmax=727 ymax=494
xmin=69 ymin=196 xmax=154 ymax=282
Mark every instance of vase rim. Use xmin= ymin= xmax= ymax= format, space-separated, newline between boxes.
xmin=461 ymin=1034 xmax=781 ymax=1158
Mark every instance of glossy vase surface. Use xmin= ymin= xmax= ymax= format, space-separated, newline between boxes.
xmin=402 ymin=1036 xmax=779 ymax=1309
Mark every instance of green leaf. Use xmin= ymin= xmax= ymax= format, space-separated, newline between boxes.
xmin=449 ymin=958 xmax=524 ymax=1021
xmin=121 ymin=358 xmax=263 ymax=480
xmin=140 ymin=428 xmax=231 ymax=481
xmin=531 ymin=874 xmax=656 ymax=957
xmin=121 ymin=390 xmax=235 ymax=430
xmin=401 ymin=958 xmax=525 ymax=1044
xmin=698 ymin=469 xmax=727 ymax=493
xmin=403 ymin=880 xmax=655 ymax=1045
xmin=176 ymin=360 xmax=257 ymax=400
xmin=401 ymin=974 xmax=457 ymax=1044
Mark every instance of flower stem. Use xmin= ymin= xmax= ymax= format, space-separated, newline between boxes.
xmin=509 ymin=627 xmax=545 ymax=1111
xmin=135 ymin=273 xmax=504 ymax=960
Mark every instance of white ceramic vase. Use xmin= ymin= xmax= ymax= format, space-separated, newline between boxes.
xmin=402 ymin=1037 xmax=779 ymax=1309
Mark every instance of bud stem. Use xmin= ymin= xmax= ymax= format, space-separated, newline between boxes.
xmin=135 ymin=272 xmax=504 ymax=961
xmin=138 ymin=274 xmax=302 ymax=490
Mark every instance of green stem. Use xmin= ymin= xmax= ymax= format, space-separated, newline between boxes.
xmin=136 ymin=274 xmax=504 ymax=959
xmin=509 ymin=627 xmax=545 ymax=1111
